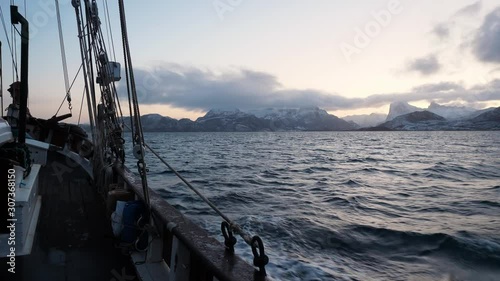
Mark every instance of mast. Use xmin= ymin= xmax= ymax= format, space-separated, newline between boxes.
xmin=10 ymin=5 xmax=28 ymax=144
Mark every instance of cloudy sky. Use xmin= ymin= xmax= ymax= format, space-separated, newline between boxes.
xmin=1 ymin=0 xmax=499 ymax=122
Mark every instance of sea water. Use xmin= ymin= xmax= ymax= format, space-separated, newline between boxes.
xmin=126 ymin=131 xmax=500 ymax=281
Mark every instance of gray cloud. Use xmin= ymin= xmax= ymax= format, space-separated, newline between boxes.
xmin=473 ymin=7 xmax=500 ymax=63
xmin=361 ymin=80 xmax=500 ymax=107
xmin=455 ymin=1 xmax=482 ymax=17
xmin=360 ymin=82 xmax=466 ymax=107
xmin=432 ymin=23 xmax=450 ymax=39
xmin=119 ymin=63 xmax=500 ymax=112
xmin=407 ymin=55 xmax=441 ymax=75
xmin=432 ymin=1 xmax=481 ymax=39
xmin=124 ymin=64 xmax=362 ymax=111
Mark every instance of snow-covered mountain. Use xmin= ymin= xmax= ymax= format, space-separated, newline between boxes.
xmin=378 ymin=111 xmax=446 ymax=130
xmin=427 ymin=102 xmax=476 ymax=120
xmin=342 ymin=113 xmax=387 ymax=128
xmin=386 ymin=102 xmax=422 ymax=121
xmin=138 ymin=114 xmax=179 ymax=131
xmin=370 ymin=107 xmax=500 ymax=131
xmin=245 ymin=107 xmax=354 ymax=131
xmin=124 ymin=107 xmax=356 ymax=132
xmin=248 ymin=107 xmax=328 ymax=119
xmin=200 ymin=108 xmax=247 ymax=120
xmin=471 ymin=107 xmax=500 ymax=123
xmin=463 ymin=107 xmax=497 ymax=120
xmin=121 ymin=105 xmax=499 ymax=132
xmin=195 ymin=109 xmax=267 ymax=131
xmin=385 ymin=101 xmax=483 ymax=121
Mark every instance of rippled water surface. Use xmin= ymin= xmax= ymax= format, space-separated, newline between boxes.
xmin=127 ymin=131 xmax=500 ymax=281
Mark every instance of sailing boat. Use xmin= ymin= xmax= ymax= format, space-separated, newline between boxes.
xmin=0 ymin=1 xmax=270 ymax=280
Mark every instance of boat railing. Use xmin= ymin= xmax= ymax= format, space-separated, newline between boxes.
xmin=113 ymin=164 xmax=268 ymax=281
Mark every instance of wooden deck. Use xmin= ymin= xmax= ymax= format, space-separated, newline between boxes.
xmin=0 ymin=152 xmax=137 ymax=281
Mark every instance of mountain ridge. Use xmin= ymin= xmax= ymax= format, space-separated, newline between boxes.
xmin=385 ymin=101 xmax=480 ymax=121
xmin=116 ymin=104 xmax=500 ymax=132
xmin=371 ymin=107 xmax=500 ymax=131
xmin=124 ymin=107 xmax=356 ymax=132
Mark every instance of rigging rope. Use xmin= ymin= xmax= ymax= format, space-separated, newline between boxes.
xmin=143 ymin=142 xmax=254 ymax=245
xmin=100 ymin=0 xmax=124 ymax=125
xmin=120 ymin=126 xmax=269 ymax=274
xmin=121 ymin=120 xmax=264 ymax=248
xmin=82 ymin=4 xmax=98 ymax=125
xmin=112 ymin=79 xmax=124 ymax=120
xmin=101 ymin=0 xmax=117 ymax=63
xmin=54 ymin=63 xmax=83 ymax=117
xmin=55 ymin=0 xmax=71 ymax=112
xmin=118 ymin=0 xmax=151 ymax=210
xmin=0 ymin=6 xmax=18 ymax=81
xmin=101 ymin=1 xmax=111 ymax=50
xmin=72 ymin=0 xmax=96 ymax=144
xmin=78 ymin=87 xmax=85 ymax=125
xmin=8 ymin=0 xmax=17 ymax=82
xmin=12 ymin=1 xmax=17 ymax=82
xmin=104 ymin=0 xmax=117 ymax=62
xmin=85 ymin=0 xmax=125 ymax=163
xmin=121 ymin=36 xmax=134 ymax=144
xmin=12 ymin=14 xmax=16 ymax=82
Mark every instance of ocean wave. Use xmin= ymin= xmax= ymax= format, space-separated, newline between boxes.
xmin=359 ymin=167 xmax=380 ymax=173
xmin=423 ymin=162 xmax=495 ymax=180
xmin=342 ymin=225 xmax=500 ymax=267
xmin=210 ymin=191 xmax=259 ymax=206
xmin=472 ymin=200 xmax=500 ymax=208
xmin=323 ymin=196 xmax=351 ymax=206
xmin=345 ymin=156 xmax=384 ymax=163
xmin=157 ymin=169 xmax=197 ymax=174
xmin=299 ymin=166 xmax=334 ymax=173
xmin=343 ymin=179 xmax=362 ymax=186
